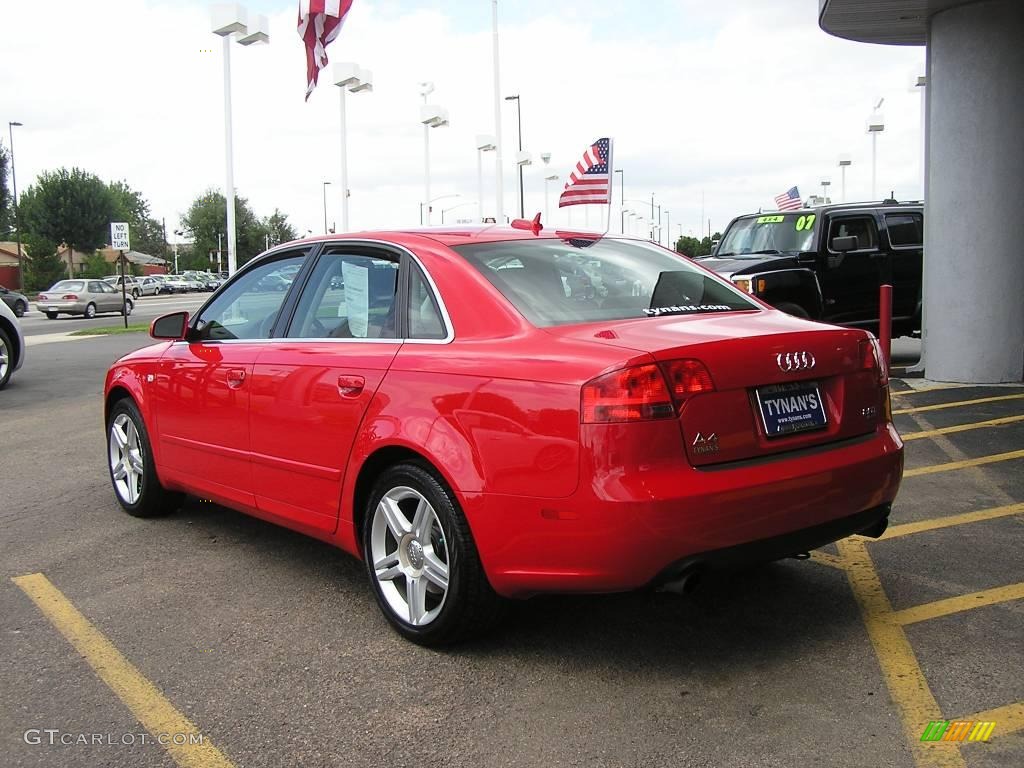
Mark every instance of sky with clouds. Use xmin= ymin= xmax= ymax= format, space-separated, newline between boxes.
xmin=1 ymin=0 xmax=925 ymax=246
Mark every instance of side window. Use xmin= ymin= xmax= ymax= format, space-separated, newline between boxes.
xmin=407 ymin=265 xmax=446 ymax=340
xmin=88 ymin=281 xmax=105 ymax=293
xmin=193 ymin=253 xmax=306 ymax=341
xmin=885 ymin=213 xmax=923 ymax=247
xmin=287 ymin=249 xmax=399 ymax=339
xmin=828 ymin=216 xmax=878 ymax=251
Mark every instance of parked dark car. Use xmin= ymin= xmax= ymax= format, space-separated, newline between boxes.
xmin=0 ymin=284 xmax=30 ymax=318
xmin=699 ymin=201 xmax=923 ymax=337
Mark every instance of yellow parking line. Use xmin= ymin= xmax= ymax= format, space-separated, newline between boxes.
xmin=878 ymin=503 xmax=1024 ymax=540
xmin=893 ymin=393 xmax=1024 ymax=415
xmin=959 ymin=701 xmax=1024 ymax=739
xmin=904 ymin=449 xmax=1024 ymax=477
xmin=11 ymin=573 xmax=234 ymax=768
xmin=809 ymin=551 xmax=845 ymax=570
xmin=891 ymin=385 xmax=974 ymax=397
xmin=901 ymin=414 xmax=1024 ymax=441
xmin=835 ymin=538 xmax=966 ymax=768
xmin=892 ymin=582 xmax=1024 ymax=626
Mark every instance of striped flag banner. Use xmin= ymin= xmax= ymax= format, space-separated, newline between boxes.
xmin=558 ymin=138 xmax=612 ymax=208
xmin=774 ymin=186 xmax=802 ymax=211
xmin=298 ymin=0 xmax=354 ymax=101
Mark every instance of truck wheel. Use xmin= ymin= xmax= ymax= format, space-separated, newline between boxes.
xmin=775 ymin=302 xmax=810 ymax=319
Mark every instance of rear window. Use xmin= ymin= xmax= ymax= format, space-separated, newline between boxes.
xmin=50 ymin=281 xmax=85 ymax=292
xmin=454 ymin=238 xmax=757 ymax=327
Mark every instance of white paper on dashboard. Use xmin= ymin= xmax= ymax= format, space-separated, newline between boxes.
xmin=341 ymin=262 xmax=369 ymax=338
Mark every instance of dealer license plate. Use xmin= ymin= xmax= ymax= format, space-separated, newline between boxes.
xmin=755 ymin=381 xmax=828 ymax=437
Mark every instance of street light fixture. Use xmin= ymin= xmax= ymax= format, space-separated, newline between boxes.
xmin=544 ymin=173 xmax=559 ymax=223
xmin=475 ymin=135 xmax=496 ymax=222
xmin=504 ymin=94 xmax=526 ymax=217
xmin=820 ymin=179 xmax=831 ymax=202
xmin=322 ymin=181 xmax=332 ymax=234
xmin=334 ymin=62 xmax=373 ymax=233
xmin=211 ymin=3 xmax=270 ymax=276
xmin=867 ymin=99 xmax=885 ymax=200
xmin=7 ymin=121 xmax=22 ymax=289
xmin=838 ymin=155 xmax=852 ymax=202
xmin=420 ymin=194 xmax=460 ymax=226
xmin=419 ymin=82 xmax=449 ymax=226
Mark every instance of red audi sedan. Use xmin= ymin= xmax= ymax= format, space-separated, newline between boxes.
xmin=103 ymin=226 xmax=902 ymax=645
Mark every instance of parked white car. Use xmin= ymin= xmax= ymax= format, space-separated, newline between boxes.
xmin=137 ymin=276 xmax=162 ymax=296
xmin=104 ymin=275 xmax=143 ymax=299
xmin=0 ymin=298 xmax=25 ymax=390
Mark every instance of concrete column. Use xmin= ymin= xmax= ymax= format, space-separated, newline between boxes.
xmin=925 ymin=0 xmax=1024 ymax=382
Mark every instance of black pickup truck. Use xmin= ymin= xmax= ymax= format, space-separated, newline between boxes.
xmin=698 ymin=201 xmax=923 ymax=337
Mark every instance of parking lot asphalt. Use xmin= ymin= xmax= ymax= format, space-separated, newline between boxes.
xmin=1 ymin=334 xmax=1020 ymax=768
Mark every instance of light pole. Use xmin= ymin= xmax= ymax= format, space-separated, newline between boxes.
xmin=475 ymin=135 xmax=496 ymax=221
xmin=211 ymin=4 xmax=269 ymax=276
xmin=867 ymin=99 xmax=885 ymax=200
xmin=614 ymin=169 xmax=624 ymax=233
xmin=322 ymin=181 xmax=332 ymax=234
xmin=838 ymin=155 xmax=852 ymax=202
xmin=504 ymin=95 xmax=526 ymax=217
xmin=491 ymin=0 xmax=505 ymax=223
xmin=820 ymin=179 xmax=831 ymax=202
xmin=911 ymin=73 xmax=927 ymax=199
xmin=419 ymin=82 xmax=449 ymax=225
xmin=334 ymin=63 xmax=373 ymax=234
xmin=544 ymin=174 xmax=559 ymax=223
xmin=441 ymin=201 xmax=476 ymax=224
xmin=664 ymin=210 xmax=670 ymax=248
xmin=420 ymin=194 xmax=460 ymax=226
xmin=7 ymin=121 xmax=22 ymax=289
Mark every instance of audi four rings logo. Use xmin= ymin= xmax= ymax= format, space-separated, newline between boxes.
xmin=777 ymin=351 xmax=816 ymax=372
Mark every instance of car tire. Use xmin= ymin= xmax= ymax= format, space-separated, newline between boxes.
xmin=106 ymin=398 xmax=183 ymax=518
xmin=363 ymin=461 xmax=504 ymax=646
xmin=123 ymin=300 xmax=133 ymax=317
xmin=45 ymin=311 xmax=58 ymax=320
xmin=775 ymin=302 xmax=810 ymax=319
xmin=13 ymin=300 xmax=26 ymax=318
xmin=84 ymin=303 xmax=97 ymax=319
xmin=132 ymin=289 xmax=140 ymax=299
xmin=0 ymin=326 xmax=13 ymax=390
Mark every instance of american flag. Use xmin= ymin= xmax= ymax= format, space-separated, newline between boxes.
xmin=298 ymin=0 xmax=354 ymax=101
xmin=774 ymin=186 xmax=802 ymax=211
xmin=558 ymin=138 xmax=612 ymax=207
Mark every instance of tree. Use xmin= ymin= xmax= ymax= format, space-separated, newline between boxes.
xmin=181 ymin=189 xmax=266 ymax=271
xmin=263 ymin=208 xmax=298 ymax=249
xmin=0 ymin=141 xmax=11 ymax=236
xmin=21 ymin=233 xmax=64 ymax=291
xmin=108 ymin=180 xmax=167 ymax=260
xmin=19 ymin=168 xmax=116 ymax=254
xmin=675 ymin=232 xmax=724 ymax=257
xmin=81 ymin=251 xmax=111 ymax=278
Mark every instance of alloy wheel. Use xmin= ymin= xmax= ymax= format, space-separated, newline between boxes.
xmin=370 ymin=486 xmax=451 ymax=627
xmin=109 ymin=413 xmax=144 ymax=504
xmin=0 ymin=335 xmax=9 ymax=382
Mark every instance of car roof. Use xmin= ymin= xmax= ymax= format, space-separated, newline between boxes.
xmin=732 ymin=201 xmax=923 ymax=220
xmin=273 ymin=225 xmax=644 ymax=251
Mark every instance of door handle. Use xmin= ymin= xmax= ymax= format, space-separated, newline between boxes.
xmin=337 ymin=375 xmax=365 ymax=398
xmin=226 ymin=369 xmax=246 ymax=389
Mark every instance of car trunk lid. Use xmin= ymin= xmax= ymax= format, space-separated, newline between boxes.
xmin=548 ymin=312 xmax=885 ymax=466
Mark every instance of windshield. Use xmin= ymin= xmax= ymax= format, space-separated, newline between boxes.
xmin=715 ymin=213 xmax=818 ymax=256
xmin=454 ymin=238 xmax=757 ymax=327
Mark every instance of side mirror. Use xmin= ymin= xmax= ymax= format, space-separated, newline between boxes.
xmin=831 ymin=235 xmax=858 ymax=252
xmin=151 ymin=311 xmax=190 ymax=340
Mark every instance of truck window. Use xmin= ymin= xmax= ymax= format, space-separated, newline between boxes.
xmin=885 ymin=213 xmax=923 ymax=247
xmin=828 ymin=217 xmax=878 ymax=251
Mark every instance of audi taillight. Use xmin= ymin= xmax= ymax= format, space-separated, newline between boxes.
xmin=582 ymin=360 xmax=715 ymax=423
xmin=582 ymin=364 xmax=675 ymax=423
xmin=860 ymin=337 xmax=888 ymax=386
xmin=661 ymin=359 xmax=715 ymax=404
